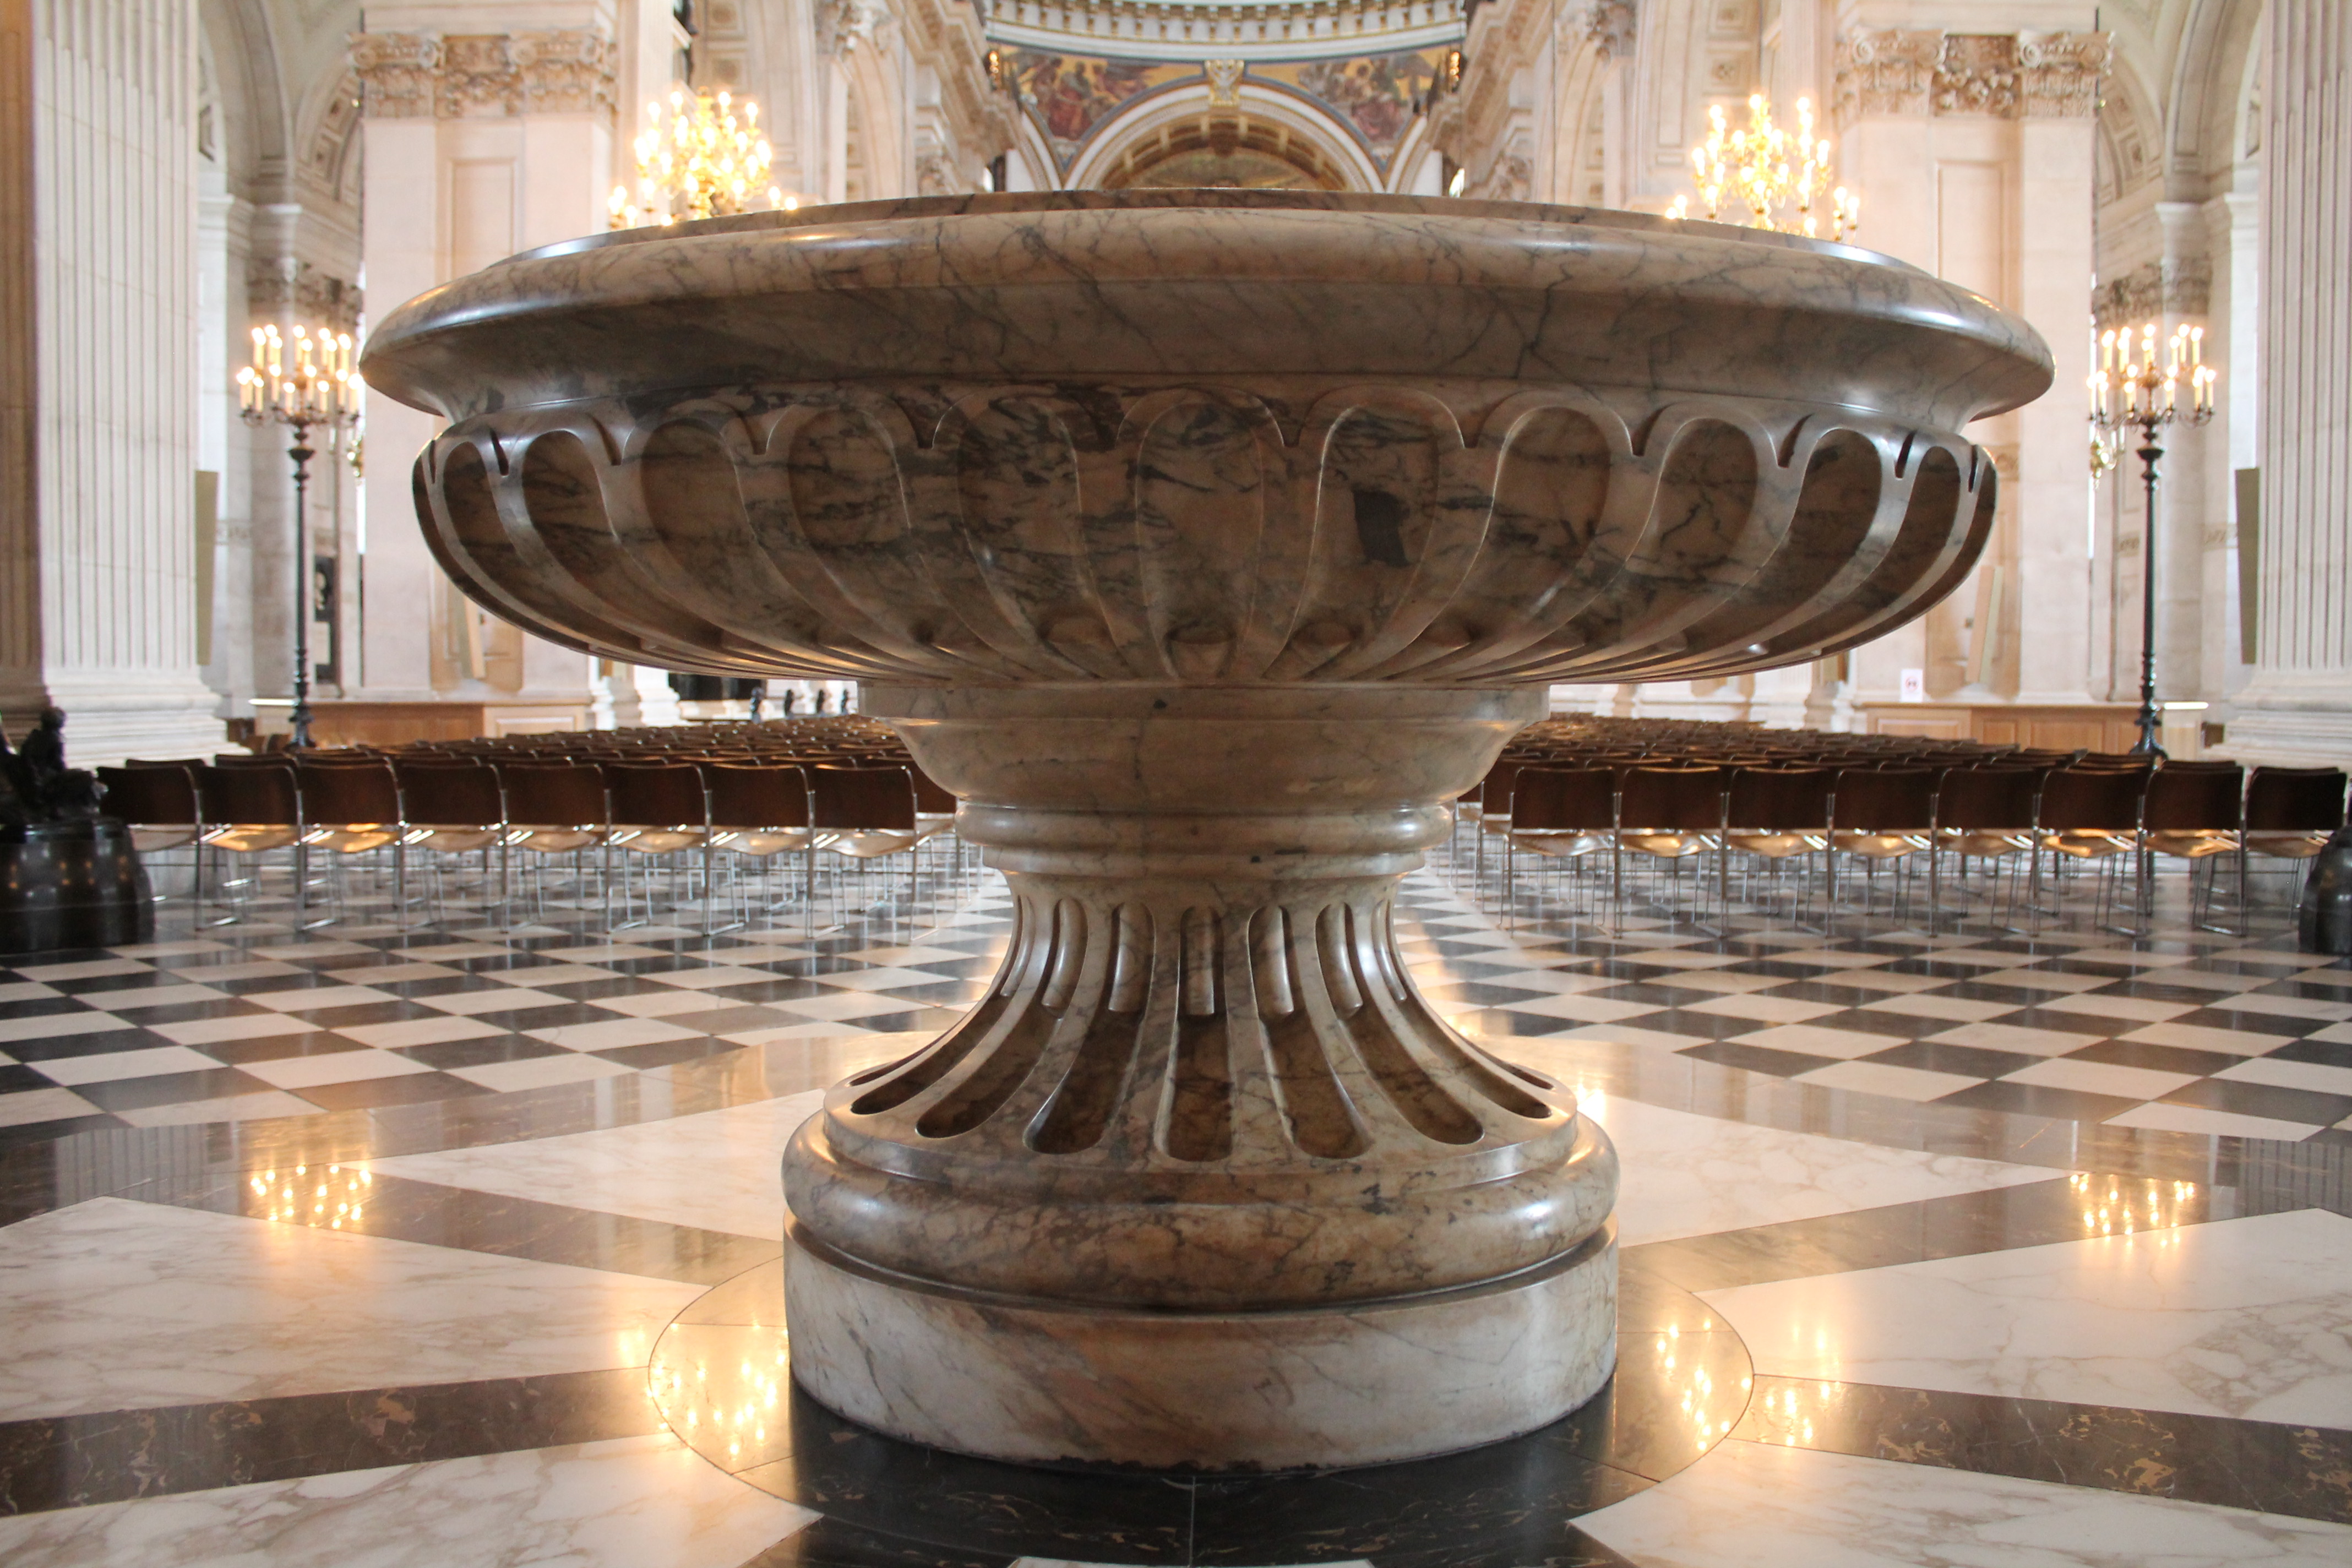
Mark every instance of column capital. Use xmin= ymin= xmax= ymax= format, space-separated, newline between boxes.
xmin=349 ymin=28 xmax=618 ymax=122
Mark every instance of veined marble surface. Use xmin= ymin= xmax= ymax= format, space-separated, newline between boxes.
xmin=0 ymin=1199 xmax=700 ymax=1419
xmin=1698 ymin=1207 xmax=2352 ymax=1425
xmin=1517 ymin=1063 xmax=2053 ymax=1245
xmin=363 ymin=192 xmax=2048 ymax=690
xmin=1578 ymin=1440 xmax=2352 ymax=1568
xmin=0 ymin=1434 xmax=811 ymax=1568
xmin=367 ymin=1086 xmax=842 ymax=1240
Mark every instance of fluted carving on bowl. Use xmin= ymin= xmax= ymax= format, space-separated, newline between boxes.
xmin=414 ymin=378 xmax=1996 ymax=687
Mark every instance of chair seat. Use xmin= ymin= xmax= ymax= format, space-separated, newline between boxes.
xmin=611 ymin=827 xmax=709 ymax=854
xmin=405 ymin=825 xmax=502 ymax=853
xmin=507 ymin=826 xmax=606 ymax=854
xmin=1725 ymin=831 xmax=1826 ymax=858
xmin=203 ymin=824 xmax=300 ymax=853
xmin=1936 ymin=829 xmax=2034 ymax=856
xmin=1480 ymin=815 xmax=1513 ymax=836
xmin=2041 ymin=830 xmax=2134 ymax=859
xmin=1514 ymin=830 xmax=1610 ymax=858
xmin=825 ymin=829 xmax=919 ymax=858
xmin=305 ymin=824 xmax=399 ymax=854
xmin=2146 ymin=829 xmax=2240 ymax=859
xmin=1834 ymin=831 xmax=1930 ymax=858
xmin=128 ymin=826 xmax=198 ymax=852
xmin=713 ymin=827 xmax=822 ymax=855
xmin=2246 ymin=831 xmax=2332 ymax=859
xmin=1618 ymin=831 xmax=1719 ymax=858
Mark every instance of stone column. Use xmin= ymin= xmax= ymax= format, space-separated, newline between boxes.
xmin=0 ymin=0 xmax=225 ymax=763
xmin=2227 ymin=1 xmax=2352 ymax=765
xmin=349 ymin=10 xmax=622 ymax=724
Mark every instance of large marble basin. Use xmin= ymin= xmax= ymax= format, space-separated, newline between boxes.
xmin=363 ymin=190 xmax=2052 ymax=1473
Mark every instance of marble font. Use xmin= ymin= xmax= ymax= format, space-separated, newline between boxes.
xmin=361 ymin=190 xmax=2052 ymax=1469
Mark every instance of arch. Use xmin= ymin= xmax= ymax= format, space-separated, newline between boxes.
xmin=1065 ymin=79 xmax=1382 ymax=192
xmin=198 ymin=0 xmax=292 ymax=195
xmin=2095 ymin=42 xmax=2164 ymax=205
xmin=2166 ymin=0 xmax=2264 ymax=186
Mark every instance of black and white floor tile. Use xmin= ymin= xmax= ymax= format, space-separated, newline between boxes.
xmin=0 ymin=850 xmax=2346 ymax=1565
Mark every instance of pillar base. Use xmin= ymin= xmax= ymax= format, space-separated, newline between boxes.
xmin=782 ymin=1218 xmax=1619 ymax=1472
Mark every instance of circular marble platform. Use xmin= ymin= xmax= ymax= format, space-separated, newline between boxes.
xmin=650 ymin=1255 xmax=1752 ymax=1564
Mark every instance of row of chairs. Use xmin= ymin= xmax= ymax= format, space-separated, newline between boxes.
xmin=94 ymin=749 xmax=955 ymax=930
xmin=1472 ymin=754 xmax=2348 ymax=935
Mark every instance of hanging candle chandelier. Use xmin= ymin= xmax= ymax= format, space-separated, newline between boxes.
xmin=1665 ymin=94 xmax=1860 ymax=242
xmin=609 ymin=89 xmax=788 ymax=228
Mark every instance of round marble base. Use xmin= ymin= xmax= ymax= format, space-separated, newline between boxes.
xmin=782 ymin=1219 xmax=1617 ymax=1471
xmin=653 ymin=1256 xmax=1747 ymax=1565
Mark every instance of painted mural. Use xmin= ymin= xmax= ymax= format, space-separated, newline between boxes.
xmin=1007 ymin=46 xmax=1445 ymax=177
xmin=1254 ymin=50 xmax=1442 ymax=164
xmin=1008 ymin=50 xmax=1193 ymax=164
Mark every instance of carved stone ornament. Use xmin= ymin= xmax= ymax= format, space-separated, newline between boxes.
xmin=350 ymin=32 xmax=440 ymax=119
xmin=247 ymin=258 xmax=364 ymax=334
xmin=815 ymin=0 xmax=881 ymax=58
xmin=347 ymin=29 xmax=617 ymax=121
xmin=1836 ymin=28 xmax=2109 ymax=124
xmin=1204 ymin=57 xmax=1244 ymax=107
xmin=362 ymin=190 xmax=2051 ymax=1472
xmin=915 ymin=149 xmax=956 ymax=197
xmin=2016 ymin=31 xmax=2114 ymax=119
xmin=1585 ymin=0 xmax=1637 ymax=63
xmin=1935 ymin=34 xmax=2017 ymax=117
xmin=2094 ymin=255 xmax=2213 ymax=330
xmin=1833 ymin=28 xmax=1941 ymax=121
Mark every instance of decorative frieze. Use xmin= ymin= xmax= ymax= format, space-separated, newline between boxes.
xmin=2093 ymin=257 xmax=2212 ymax=330
xmin=247 ymin=258 xmax=364 ymax=333
xmin=349 ymin=30 xmax=618 ymax=120
xmin=1835 ymin=29 xmax=2109 ymax=126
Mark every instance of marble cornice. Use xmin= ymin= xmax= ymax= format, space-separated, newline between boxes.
xmin=349 ymin=28 xmax=619 ymax=121
xmin=1834 ymin=28 xmax=2110 ymax=127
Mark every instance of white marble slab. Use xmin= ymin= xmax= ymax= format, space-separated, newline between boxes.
xmin=0 ymin=1198 xmax=701 ymax=1420
xmin=1697 ymin=1208 xmax=2352 ymax=1425
xmin=1578 ymin=1439 xmax=2352 ymax=1567
xmin=369 ymin=1091 xmax=832 ymax=1239
xmin=1501 ymin=1056 xmax=2052 ymax=1247
xmin=0 ymin=1433 xmax=812 ymax=1568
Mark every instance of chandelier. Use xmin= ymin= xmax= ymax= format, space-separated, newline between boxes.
xmin=237 ymin=323 xmax=359 ymax=427
xmin=2089 ymin=321 xmax=2214 ymax=475
xmin=1665 ymin=94 xmax=1859 ymax=242
xmin=610 ymin=89 xmax=785 ymax=228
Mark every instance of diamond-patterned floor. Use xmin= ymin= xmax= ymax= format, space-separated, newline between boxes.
xmin=2 ymin=846 xmax=2348 ymax=1147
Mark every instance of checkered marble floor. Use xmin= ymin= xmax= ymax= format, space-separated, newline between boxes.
xmin=3 ymin=857 xmax=2350 ymax=1147
xmin=1404 ymin=869 xmax=2352 ymax=1147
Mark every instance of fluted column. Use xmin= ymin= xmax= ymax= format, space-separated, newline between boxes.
xmin=0 ymin=0 xmax=224 ymax=763
xmin=2229 ymin=1 xmax=2352 ymax=765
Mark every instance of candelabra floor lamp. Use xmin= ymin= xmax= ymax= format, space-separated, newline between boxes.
xmin=239 ymin=324 xmax=359 ymax=750
xmin=2092 ymin=321 xmax=2217 ymax=757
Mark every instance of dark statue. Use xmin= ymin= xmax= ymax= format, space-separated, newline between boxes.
xmin=0 ymin=708 xmax=103 ymax=825
xmin=1 ymin=705 xmax=148 ymax=953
